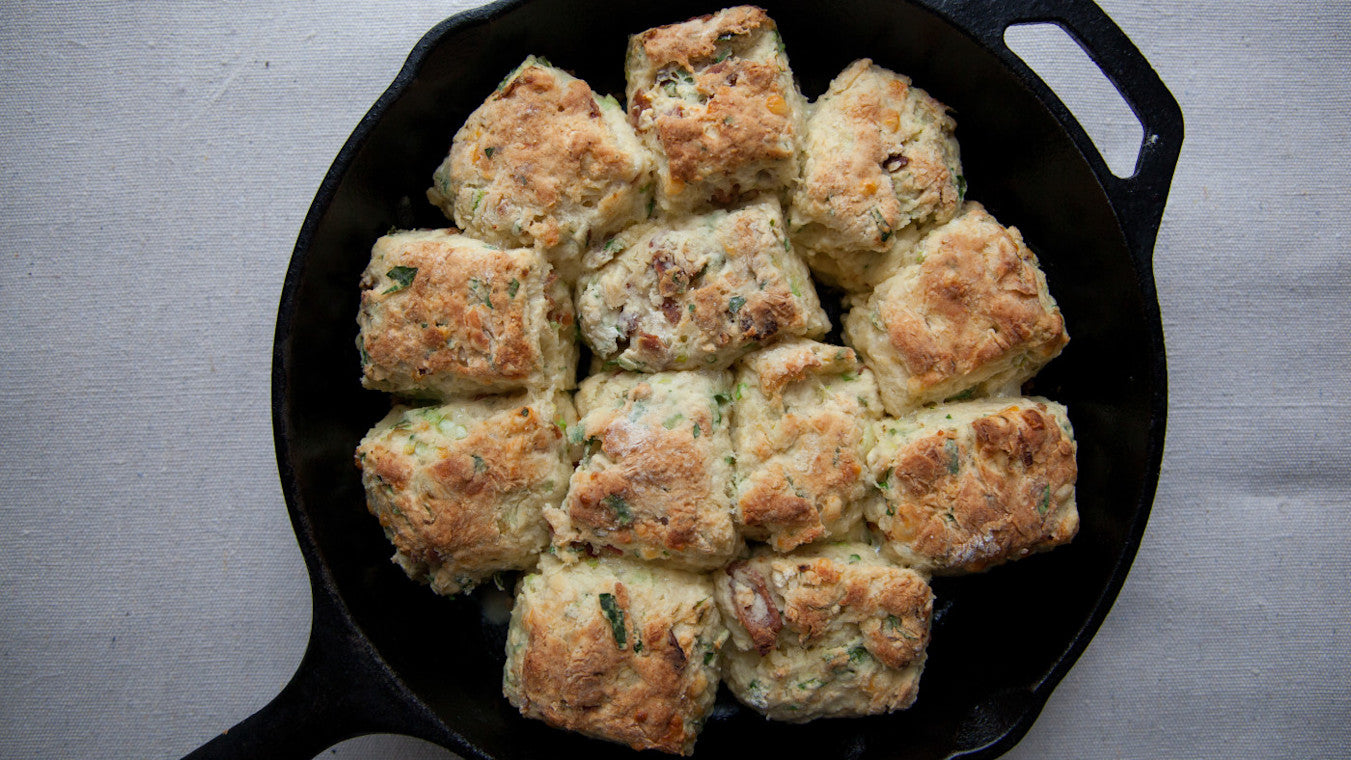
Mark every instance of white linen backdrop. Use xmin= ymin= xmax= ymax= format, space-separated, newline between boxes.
xmin=0 ymin=2 xmax=1346 ymax=758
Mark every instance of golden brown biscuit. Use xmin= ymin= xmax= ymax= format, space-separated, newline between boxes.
xmin=626 ymin=6 xmax=807 ymax=212
xmin=504 ymin=555 xmax=727 ymax=755
xmin=730 ymin=340 xmax=882 ymax=551
xmin=356 ymin=229 xmax=577 ymax=398
xmin=547 ymin=370 xmax=740 ymax=570
xmin=713 ymin=543 xmax=932 ymax=721
xmin=866 ymin=398 xmax=1078 ymax=573
xmin=355 ymin=391 xmax=576 ymax=595
xmin=843 ymin=203 xmax=1068 ymax=414
xmin=790 ymin=59 xmax=964 ymax=292
xmin=428 ymin=57 xmax=654 ymax=281
xmin=577 ymin=197 xmax=828 ymax=372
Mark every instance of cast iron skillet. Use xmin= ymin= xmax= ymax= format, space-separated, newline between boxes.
xmin=188 ymin=0 xmax=1181 ymax=757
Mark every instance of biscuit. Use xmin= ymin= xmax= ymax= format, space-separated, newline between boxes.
xmin=790 ymin=59 xmax=963 ymax=292
xmin=713 ymin=543 xmax=933 ymax=722
xmin=842 ymin=203 xmax=1068 ymax=414
xmin=548 ymin=370 xmax=740 ymax=570
xmin=427 ymin=57 xmax=654 ymax=281
xmin=730 ymin=340 xmax=882 ymax=551
xmin=577 ymin=197 xmax=828 ymax=372
xmin=866 ymin=398 xmax=1078 ymax=574
xmin=504 ymin=555 xmax=727 ymax=755
xmin=626 ymin=6 xmax=807 ymax=212
xmin=355 ymin=391 xmax=576 ymax=596
xmin=357 ymin=229 xmax=578 ymax=398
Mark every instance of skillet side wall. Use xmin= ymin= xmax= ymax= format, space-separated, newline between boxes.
xmin=276 ymin=1 xmax=1163 ymax=757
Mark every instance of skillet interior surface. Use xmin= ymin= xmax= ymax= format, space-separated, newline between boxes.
xmin=275 ymin=0 xmax=1169 ymax=757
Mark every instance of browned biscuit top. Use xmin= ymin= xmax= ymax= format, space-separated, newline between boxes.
xmin=880 ymin=206 xmax=1067 ymax=393
xmin=359 ymin=237 xmax=558 ymax=389
xmin=449 ymin=63 xmax=640 ymax=249
xmin=723 ymin=551 xmax=932 ymax=669
xmin=882 ymin=403 xmax=1078 ymax=571
xmin=566 ymin=380 xmax=725 ymax=558
xmin=634 ymin=5 xmax=772 ymax=68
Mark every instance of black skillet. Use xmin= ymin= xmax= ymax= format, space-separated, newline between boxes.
xmin=187 ymin=0 xmax=1181 ymax=757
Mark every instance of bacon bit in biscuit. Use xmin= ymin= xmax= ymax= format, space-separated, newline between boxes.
xmin=727 ymin=560 xmax=782 ymax=653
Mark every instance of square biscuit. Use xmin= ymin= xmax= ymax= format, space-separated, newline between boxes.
xmin=355 ymin=391 xmax=576 ymax=596
xmin=357 ymin=229 xmax=578 ymax=398
xmin=428 ymin=56 xmax=654 ymax=281
xmin=713 ymin=543 xmax=933 ymax=722
xmin=730 ymin=339 xmax=883 ymax=551
xmin=790 ymin=59 xmax=964 ymax=292
xmin=842 ymin=203 xmax=1068 ymax=415
xmin=504 ymin=555 xmax=727 ymax=755
xmin=626 ymin=6 xmax=807 ymax=212
xmin=866 ymin=398 xmax=1079 ymax=574
xmin=577 ymin=197 xmax=829 ymax=372
xmin=547 ymin=370 xmax=740 ymax=570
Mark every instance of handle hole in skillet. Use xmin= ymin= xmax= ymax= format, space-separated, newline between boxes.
xmin=1004 ymin=22 xmax=1144 ymax=178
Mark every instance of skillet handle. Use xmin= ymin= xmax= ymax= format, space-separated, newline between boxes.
xmin=182 ymin=580 xmax=441 ymax=760
xmin=940 ymin=0 xmax=1184 ymax=262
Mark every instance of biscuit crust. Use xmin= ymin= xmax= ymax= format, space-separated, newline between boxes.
xmin=844 ymin=203 xmax=1068 ymax=414
xmin=549 ymin=371 xmax=740 ymax=569
xmin=790 ymin=59 xmax=963 ymax=292
xmin=356 ymin=392 xmax=575 ymax=595
xmin=626 ymin=6 xmax=806 ymax=211
xmin=713 ymin=544 xmax=933 ymax=721
xmin=577 ymin=198 xmax=828 ymax=372
xmin=504 ymin=556 xmax=726 ymax=755
xmin=428 ymin=58 xmax=653 ymax=280
xmin=731 ymin=340 xmax=882 ymax=551
xmin=867 ymin=398 xmax=1079 ymax=573
xmin=357 ymin=230 xmax=577 ymax=398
